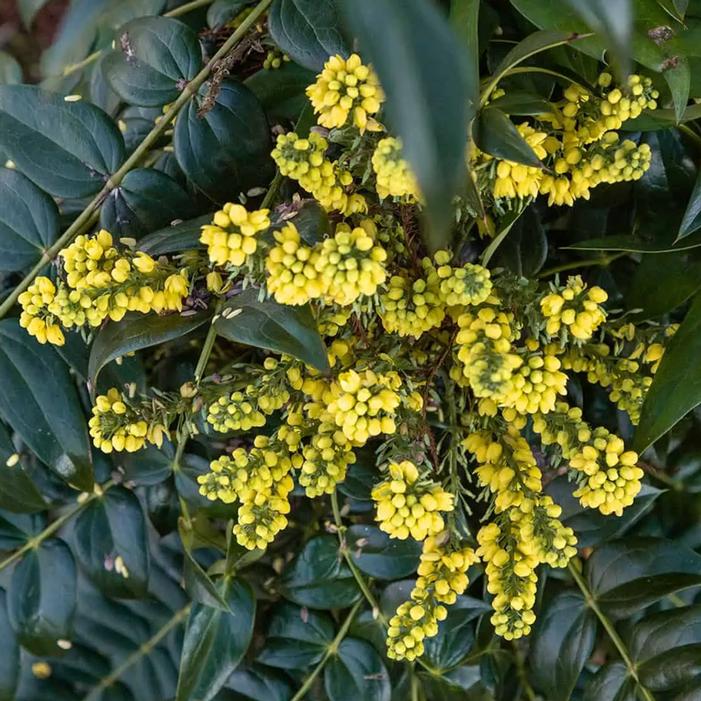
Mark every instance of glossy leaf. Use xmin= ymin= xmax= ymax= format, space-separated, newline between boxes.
xmin=176 ymin=578 xmax=256 ymax=701
xmin=325 ymin=637 xmax=391 ymax=701
xmin=528 ymin=592 xmax=597 ymax=701
xmin=474 ymin=107 xmax=542 ymax=167
xmin=0 ymin=422 xmax=47 ymax=514
xmin=215 ymin=288 xmax=329 ymax=372
xmin=0 ymin=320 xmax=92 ymax=491
xmin=89 ymin=310 xmax=212 ymax=388
xmin=341 ymin=0 xmax=470 ymax=251
xmin=0 ymin=86 xmax=125 ymax=198
xmin=174 ymin=81 xmax=272 ymax=201
xmin=220 ymin=664 xmax=293 ymax=701
xmin=137 ymin=213 xmax=210 ymax=255
xmin=268 ymin=0 xmax=349 ymax=72
xmin=245 ymin=62 xmax=317 ymax=122
xmin=0 ymin=52 xmax=21 ymax=85
xmin=587 ymin=537 xmax=701 ymax=617
xmin=0 ymin=591 xmax=18 ymax=701
xmin=279 ymin=536 xmax=360 ymax=609
xmin=72 ymin=487 xmax=150 ymax=598
xmin=104 ymin=17 xmax=203 ymax=107
xmin=346 ymin=525 xmax=421 ymax=580
xmin=583 ymin=663 xmax=636 ymax=701
xmin=8 ymin=538 xmax=77 ymax=656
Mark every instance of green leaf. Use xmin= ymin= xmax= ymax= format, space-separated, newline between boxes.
xmin=221 ymin=664 xmax=293 ymax=701
xmin=474 ymin=108 xmax=542 ymax=167
xmin=488 ymin=91 xmax=553 ymax=116
xmin=678 ymin=165 xmax=701 ymax=240
xmin=0 ymin=86 xmax=125 ymax=198
xmin=663 ymin=55 xmax=691 ymax=124
xmin=635 ymin=292 xmax=701 ymax=451
xmin=268 ymin=0 xmax=350 ymax=72
xmin=207 ymin=1 xmax=255 ymax=28
xmin=0 ymin=52 xmax=21 ymax=85
xmin=89 ymin=310 xmax=212 ymax=388
xmin=280 ymin=535 xmax=360 ymax=609
xmin=215 ymin=288 xmax=329 ymax=372
xmin=137 ymin=213 xmax=210 ymax=255
xmin=419 ymin=665 xmax=493 ymax=701
xmin=630 ymin=606 xmax=701 ymax=692
xmin=528 ymin=591 xmax=597 ymax=701
xmin=104 ymin=17 xmax=203 ymax=107
xmin=657 ymin=0 xmax=688 ymax=21
xmin=0 ymin=167 xmax=59 ymax=273
xmin=72 ymin=487 xmax=150 ymax=598
xmin=0 ymin=422 xmax=47 ymax=514
xmin=0 ymin=590 xmax=19 ymax=701
xmin=257 ymin=601 xmax=334 ymax=669
xmin=346 ymin=525 xmax=421 ymax=580
xmin=341 ymin=0 xmax=470 ymax=251
xmin=174 ymin=81 xmax=272 ymax=201
xmin=0 ymin=320 xmax=92 ymax=491
xmin=449 ymin=0 xmax=480 ymax=115
xmin=587 ymin=537 xmax=701 ymax=617
xmin=99 ymin=167 xmax=195 ymax=237
xmin=325 ymin=638 xmax=391 ymax=701
xmin=583 ymin=663 xmax=636 ymax=701
xmin=492 ymin=206 xmax=547 ymax=276
xmin=176 ymin=578 xmax=256 ymax=701
xmin=8 ymin=538 xmax=77 ymax=655
xmin=0 ymin=511 xmax=44 ymax=549
xmin=245 ymin=62 xmax=317 ymax=122
xmin=95 ymin=0 xmax=167 ymax=40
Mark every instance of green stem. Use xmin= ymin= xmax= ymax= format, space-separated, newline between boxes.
xmin=83 ymin=603 xmax=191 ymax=701
xmin=260 ymin=171 xmax=284 ymax=209
xmin=568 ymin=561 xmax=656 ymax=701
xmin=512 ymin=642 xmax=537 ymax=701
xmin=0 ymin=480 xmax=114 ymax=573
xmin=538 ymin=252 xmax=627 ymax=278
xmin=167 ymin=0 xmax=217 ymax=18
xmin=289 ymin=600 xmax=363 ymax=701
xmin=0 ymin=0 xmax=273 ymax=321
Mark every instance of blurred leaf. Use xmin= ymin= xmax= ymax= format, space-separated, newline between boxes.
xmin=245 ymin=62 xmax=317 ymax=122
xmin=89 ymin=310 xmax=212 ymax=388
xmin=657 ymin=0 xmax=688 ymax=21
xmin=0 ymin=86 xmax=125 ymax=199
xmin=280 ymin=536 xmax=360 ymax=609
xmin=73 ymin=486 xmax=150 ymax=598
xmin=474 ymin=108 xmax=542 ymax=167
xmin=8 ymin=539 xmax=77 ymax=655
xmin=325 ymin=637 xmax=391 ymax=701
xmin=18 ymin=0 xmax=51 ymax=26
xmin=449 ymin=0 xmax=480 ymax=114
xmin=215 ymin=288 xmax=329 ymax=371
xmin=268 ymin=0 xmax=349 ymax=72
xmin=0 ymin=320 xmax=93 ymax=491
xmin=104 ymin=17 xmax=203 ymax=107
xmin=587 ymin=537 xmax=701 ymax=617
xmin=663 ymin=55 xmax=691 ymax=124
xmin=346 ymin=525 xmax=422 ymax=580
xmin=174 ymin=81 xmax=272 ymax=201
xmin=137 ymin=213 xmax=210 ymax=255
xmin=176 ymin=578 xmax=256 ymax=701
xmin=341 ymin=0 xmax=469 ymax=251
xmin=0 ymin=422 xmax=47 ymax=513
xmin=0 ymin=590 xmax=19 ymax=701
xmin=678 ymin=164 xmax=701 ymax=240
xmin=528 ymin=591 xmax=597 ymax=701
xmin=0 ymin=52 xmax=21 ymax=85
xmin=257 ymin=601 xmax=334 ymax=669
xmin=635 ymin=292 xmax=701 ymax=451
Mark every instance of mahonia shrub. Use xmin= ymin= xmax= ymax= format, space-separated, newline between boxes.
xmin=0 ymin=2 xmax=700 ymax=701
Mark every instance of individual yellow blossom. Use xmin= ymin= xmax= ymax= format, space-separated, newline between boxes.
xmin=540 ymin=276 xmax=607 ymax=341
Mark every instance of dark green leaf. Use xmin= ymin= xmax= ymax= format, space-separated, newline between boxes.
xmin=346 ymin=525 xmax=421 ymax=580
xmin=280 ymin=535 xmax=360 ymax=609
xmin=137 ymin=213 xmax=210 ymax=255
xmin=419 ymin=665 xmax=493 ymax=701
xmin=587 ymin=537 xmax=701 ymax=617
xmin=583 ymin=663 xmax=636 ymax=701
xmin=474 ymin=108 xmax=542 ymax=167
xmin=0 ymin=422 xmax=47 ymax=514
xmin=208 ymin=1 xmax=255 ymax=28
xmin=635 ymin=292 xmax=701 ymax=451
xmin=488 ymin=91 xmax=553 ymax=116
xmin=176 ymin=578 xmax=256 ymax=701
xmin=268 ymin=0 xmax=349 ymax=72
xmin=528 ymin=591 xmax=597 ymax=701
xmin=492 ymin=206 xmax=547 ymax=276
xmin=0 ymin=590 xmax=18 ymax=701
xmin=663 ymin=55 xmax=691 ymax=124
xmin=8 ymin=538 xmax=77 ymax=655
xmin=96 ymin=0 xmax=167 ymax=39
xmin=221 ymin=664 xmax=293 ymax=701
xmin=257 ymin=601 xmax=334 ymax=669
xmin=0 ymin=320 xmax=92 ymax=491
xmin=174 ymin=81 xmax=272 ymax=201
xmin=99 ymin=167 xmax=195 ymax=237
xmin=215 ymin=288 xmax=329 ymax=371
xmin=341 ymin=0 xmax=469 ymax=251
xmin=73 ymin=487 xmax=150 ymax=598
xmin=678 ymin=165 xmax=701 ymax=240
xmin=325 ymin=637 xmax=390 ymax=701
xmin=0 ymin=86 xmax=125 ymax=198
xmin=89 ymin=310 xmax=212 ymax=388
xmin=0 ymin=52 xmax=21 ymax=85
xmin=104 ymin=17 xmax=203 ymax=107
xmin=449 ymin=0 xmax=480 ymax=115
xmin=657 ymin=0 xmax=688 ymax=21
xmin=0 ymin=511 xmax=44 ymax=549
xmin=245 ymin=62 xmax=317 ymax=122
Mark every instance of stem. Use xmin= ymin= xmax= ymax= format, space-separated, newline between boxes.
xmin=167 ymin=0 xmax=216 ymax=18
xmin=568 ymin=561 xmax=656 ymax=701
xmin=289 ymin=600 xmax=363 ymax=701
xmin=538 ymin=252 xmax=627 ymax=278
xmin=0 ymin=0 xmax=273 ymax=321
xmin=512 ymin=642 xmax=537 ymax=701
xmin=260 ymin=171 xmax=284 ymax=209
xmin=0 ymin=480 xmax=114 ymax=573
xmin=83 ymin=603 xmax=191 ymax=701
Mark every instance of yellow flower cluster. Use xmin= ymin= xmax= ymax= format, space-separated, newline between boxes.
xmin=306 ymin=53 xmax=384 ymax=131
xmin=200 ymin=203 xmax=270 ymax=267
xmin=299 ymin=424 xmax=355 ymax=497
xmin=371 ymin=460 xmax=454 ymax=541
xmin=372 ymin=137 xmax=420 ymax=201
xmin=18 ymin=277 xmax=65 ymax=345
xmin=89 ymin=388 xmax=165 ymax=454
xmin=387 ymin=535 xmax=477 ymax=660
xmin=540 ymin=276 xmax=608 ymax=341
